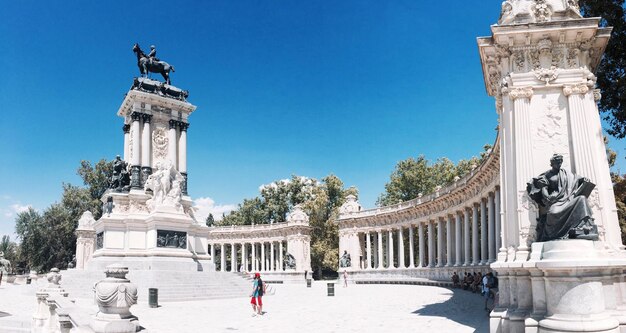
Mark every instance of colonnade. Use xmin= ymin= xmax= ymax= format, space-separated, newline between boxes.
xmin=124 ymin=112 xmax=189 ymax=194
xmin=209 ymin=240 xmax=288 ymax=273
xmin=350 ymin=188 xmax=500 ymax=271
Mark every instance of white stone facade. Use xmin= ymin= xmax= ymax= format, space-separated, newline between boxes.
xmin=337 ymin=140 xmax=500 ymax=281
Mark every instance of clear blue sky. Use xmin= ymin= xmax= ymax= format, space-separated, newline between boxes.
xmin=2 ymin=1 xmax=625 ymax=239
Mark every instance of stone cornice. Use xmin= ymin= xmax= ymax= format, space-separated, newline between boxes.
xmin=117 ymin=89 xmax=197 ymax=118
xmin=336 ymin=135 xmax=500 ymax=232
xmin=207 ymin=222 xmax=312 ymax=243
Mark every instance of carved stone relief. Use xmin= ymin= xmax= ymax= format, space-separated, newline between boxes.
xmin=152 ymin=126 xmax=168 ymax=161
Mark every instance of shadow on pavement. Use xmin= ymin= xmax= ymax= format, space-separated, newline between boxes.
xmin=411 ymin=288 xmax=489 ymax=333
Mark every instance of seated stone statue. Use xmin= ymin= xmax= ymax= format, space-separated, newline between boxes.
xmin=109 ymin=155 xmax=130 ymax=192
xmin=0 ymin=251 xmax=11 ymax=274
xmin=339 ymin=250 xmax=351 ymax=268
xmin=284 ymin=253 xmax=296 ymax=270
xmin=527 ymin=154 xmax=598 ymax=242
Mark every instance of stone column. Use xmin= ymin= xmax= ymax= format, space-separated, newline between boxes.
xmin=366 ymin=232 xmax=372 ymax=269
xmin=220 ymin=243 xmax=226 ymax=272
xmin=428 ymin=221 xmax=435 ymax=268
xmin=270 ymin=242 xmax=275 ymax=271
xmin=487 ymin=192 xmax=496 ymax=263
xmin=130 ymin=112 xmax=142 ymax=189
xmin=418 ymin=223 xmax=425 ymax=267
xmin=387 ymin=229 xmax=395 ymax=269
xmin=123 ymin=124 xmax=130 ymax=162
xmin=260 ymin=242 xmax=266 ymax=271
xmin=279 ymin=241 xmax=284 ymax=271
xmin=251 ymin=242 xmax=257 ymax=272
xmin=231 ymin=243 xmax=236 ymax=272
xmin=495 ymin=187 xmax=502 ymax=254
xmin=210 ymin=243 xmax=216 ymax=270
xmin=140 ymin=114 xmax=152 ymax=187
xmin=242 ymin=243 xmax=248 ymax=272
xmin=472 ymin=203 xmax=479 ymax=265
xmin=178 ymin=122 xmax=189 ymax=195
xmin=377 ymin=230 xmax=383 ymax=269
xmin=446 ymin=215 xmax=453 ymax=267
xmin=168 ymin=120 xmax=178 ymax=166
xmin=408 ymin=225 xmax=415 ymax=268
xmin=437 ymin=218 xmax=444 ymax=267
xmin=464 ymin=208 xmax=471 ymax=266
xmin=397 ymin=227 xmax=405 ymax=269
xmin=455 ymin=212 xmax=462 ymax=266
xmin=480 ymin=198 xmax=487 ymax=265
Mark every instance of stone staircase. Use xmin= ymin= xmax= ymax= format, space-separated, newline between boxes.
xmin=60 ymin=269 xmax=251 ymax=302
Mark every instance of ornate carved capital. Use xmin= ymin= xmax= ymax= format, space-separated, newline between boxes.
xmin=142 ymin=114 xmax=153 ymax=123
xmin=130 ymin=112 xmax=142 ymax=121
xmin=593 ymin=89 xmax=602 ymax=102
xmin=123 ymin=124 xmax=131 ymax=134
xmin=179 ymin=122 xmax=189 ymax=132
xmin=563 ymin=84 xmax=589 ymax=97
xmin=508 ymin=87 xmax=533 ymax=100
xmin=168 ymin=119 xmax=178 ymax=129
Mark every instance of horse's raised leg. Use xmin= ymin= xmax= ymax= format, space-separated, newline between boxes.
xmin=162 ymin=71 xmax=170 ymax=85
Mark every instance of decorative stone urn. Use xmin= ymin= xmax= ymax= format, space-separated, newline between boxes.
xmin=91 ymin=264 xmax=139 ymax=333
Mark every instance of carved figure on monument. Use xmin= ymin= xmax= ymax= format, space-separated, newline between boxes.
xmin=339 ymin=194 xmax=362 ymax=215
xmin=132 ymin=43 xmax=175 ymax=85
xmin=109 ymin=155 xmax=131 ymax=192
xmin=527 ymin=154 xmax=599 ymax=241
xmin=284 ymin=253 xmax=296 ymax=270
xmin=78 ymin=211 xmax=96 ymax=229
xmin=144 ymin=161 xmax=185 ymax=212
xmin=339 ymin=250 xmax=352 ymax=268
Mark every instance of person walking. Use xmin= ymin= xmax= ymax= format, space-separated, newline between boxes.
xmin=250 ymin=272 xmax=263 ymax=316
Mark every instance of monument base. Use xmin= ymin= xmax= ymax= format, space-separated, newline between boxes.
xmin=491 ymin=240 xmax=626 ymax=333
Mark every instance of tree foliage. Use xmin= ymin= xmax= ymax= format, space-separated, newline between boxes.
xmin=579 ymin=0 xmax=626 ymax=138
xmin=14 ymin=159 xmax=113 ymax=272
xmin=221 ymin=174 xmax=356 ymax=274
xmin=377 ymin=144 xmax=491 ymax=206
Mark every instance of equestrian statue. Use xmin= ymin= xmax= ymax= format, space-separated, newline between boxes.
xmin=132 ymin=43 xmax=175 ymax=84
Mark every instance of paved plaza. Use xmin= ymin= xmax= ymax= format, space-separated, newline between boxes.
xmin=0 ymin=280 xmax=489 ymax=333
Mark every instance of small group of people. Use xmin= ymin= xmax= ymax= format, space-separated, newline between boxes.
xmin=451 ymin=271 xmax=498 ymax=311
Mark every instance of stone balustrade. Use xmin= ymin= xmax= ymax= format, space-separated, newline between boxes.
xmin=337 ymin=137 xmax=500 ymax=281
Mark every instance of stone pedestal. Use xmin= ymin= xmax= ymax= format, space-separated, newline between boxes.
xmin=75 ymin=211 xmax=96 ymax=270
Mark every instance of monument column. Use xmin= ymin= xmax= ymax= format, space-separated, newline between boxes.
xmin=123 ymin=124 xmax=130 ymax=162
xmin=270 ymin=241 xmax=275 ymax=271
xmin=168 ymin=120 xmax=178 ymax=167
xmin=480 ymin=198 xmax=487 ymax=265
xmin=130 ymin=112 xmax=142 ymax=189
xmin=260 ymin=242 xmax=266 ymax=271
xmin=437 ymin=218 xmax=444 ymax=267
xmin=387 ymin=229 xmax=395 ymax=269
xmin=242 ymin=243 xmax=248 ymax=272
xmin=377 ymin=230 xmax=384 ymax=269
xmin=455 ymin=211 xmax=462 ymax=266
xmin=220 ymin=243 xmax=226 ymax=272
xmin=494 ymin=187 xmax=502 ymax=254
xmin=487 ymin=192 xmax=496 ymax=263
xmin=231 ymin=243 xmax=236 ymax=272
xmin=397 ymin=227 xmax=404 ymax=268
xmin=428 ymin=221 xmax=435 ymax=268
xmin=418 ymin=223 xmax=425 ymax=267
xmin=446 ymin=215 xmax=453 ymax=267
xmin=210 ymin=243 xmax=216 ymax=269
xmin=141 ymin=114 xmax=152 ymax=186
xmin=279 ymin=241 xmax=284 ymax=271
xmin=178 ymin=122 xmax=189 ymax=195
xmin=366 ymin=232 xmax=372 ymax=269
xmin=408 ymin=225 xmax=415 ymax=268
xmin=251 ymin=242 xmax=256 ymax=272
xmin=463 ymin=208 xmax=470 ymax=266
xmin=472 ymin=203 xmax=479 ymax=265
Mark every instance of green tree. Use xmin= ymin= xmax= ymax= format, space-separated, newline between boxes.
xmin=205 ymin=213 xmax=215 ymax=227
xmin=579 ymin=0 xmax=626 ymax=138
xmin=15 ymin=159 xmax=113 ymax=272
xmin=377 ymin=145 xmax=490 ymax=206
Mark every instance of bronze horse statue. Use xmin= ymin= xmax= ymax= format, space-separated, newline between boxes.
xmin=132 ymin=43 xmax=175 ymax=84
